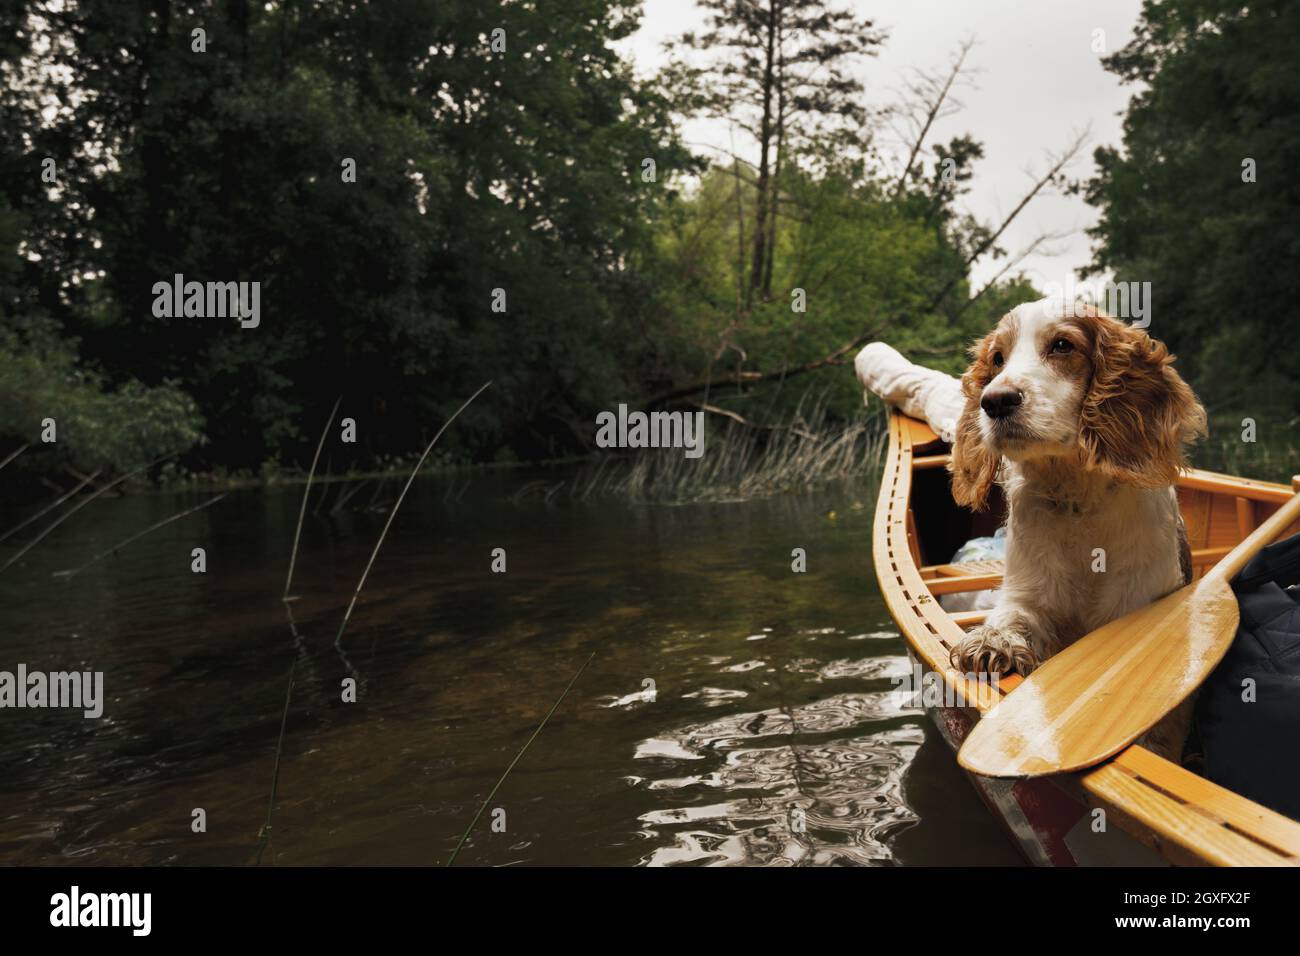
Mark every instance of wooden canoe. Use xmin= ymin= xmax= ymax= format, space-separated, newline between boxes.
xmin=873 ymin=408 xmax=1300 ymax=866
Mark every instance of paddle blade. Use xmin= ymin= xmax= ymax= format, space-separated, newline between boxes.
xmin=957 ymin=576 xmax=1239 ymax=778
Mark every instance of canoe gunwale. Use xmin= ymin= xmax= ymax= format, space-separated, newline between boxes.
xmin=873 ymin=409 xmax=1300 ymax=866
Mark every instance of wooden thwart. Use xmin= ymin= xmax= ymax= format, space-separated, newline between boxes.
xmin=958 ymin=490 xmax=1300 ymax=779
xmin=948 ymin=610 xmax=986 ymax=629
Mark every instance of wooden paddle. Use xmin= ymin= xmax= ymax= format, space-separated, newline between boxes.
xmin=958 ymin=488 xmax=1300 ymax=778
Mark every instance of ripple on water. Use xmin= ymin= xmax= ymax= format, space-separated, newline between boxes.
xmin=634 ymin=689 xmax=926 ymax=866
xmin=785 ymin=654 xmax=914 ymax=683
xmin=680 ymin=687 xmax=750 ymax=707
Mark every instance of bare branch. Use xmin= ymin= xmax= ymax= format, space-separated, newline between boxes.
xmin=891 ymin=39 xmax=976 ymax=199
xmin=955 ymin=229 xmax=1074 ymax=319
xmin=927 ymin=128 xmax=1089 ymax=307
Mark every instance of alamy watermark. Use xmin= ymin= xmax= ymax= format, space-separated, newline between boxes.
xmin=151 ymin=273 xmax=260 ymax=328
xmin=0 ymin=664 xmax=104 ymax=718
xmin=1037 ymin=277 xmax=1152 ymax=329
xmin=50 ymin=886 xmax=150 ymax=936
xmin=595 ymin=404 xmax=705 ymax=459
xmin=891 ymin=662 xmax=998 ymax=708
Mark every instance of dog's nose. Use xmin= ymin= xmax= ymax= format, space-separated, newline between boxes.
xmin=981 ymin=386 xmax=1023 ymax=419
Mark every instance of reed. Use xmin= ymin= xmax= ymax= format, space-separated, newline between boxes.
xmin=311 ymin=454 xmax=334 ymax=517
xmin=255 ymin=385 xmax=491 ymax=862
xmin=256 ymin=654 xmax=298 ymax=865
xmin=0 ymin=469 xmax=101 ymax=545
xmin=446 ymin=651 xmax=595 ymax=866
xmin=517 ymin=398 xmax=888 ymax=505
xmin=334 ymin=382 xmax=491 ymax=650
xmin=283 ymin=396 xmax=341 ymax=600
xmin=0 ymin=454 xmax=174 ymax=573
xmin=51 ymin=493 xmax=227 ymax=578
xmin=0 ymin=443 xmax=29 ymax=473
xmin=258 ymin=398 xmax=340 ymax=862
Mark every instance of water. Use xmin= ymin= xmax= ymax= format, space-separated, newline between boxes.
xmin=0 ymin=472 xmax=1021 ymax=866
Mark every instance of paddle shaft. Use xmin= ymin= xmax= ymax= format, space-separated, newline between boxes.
xmin=1202 ymin=489 xmax=1300 ymax=585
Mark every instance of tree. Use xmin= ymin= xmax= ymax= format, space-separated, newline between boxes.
xmin=1 ymin=0 xmax=692 ymax=471
xmin=670 ymin=0 xmax=886 ymax=305
xmin=1083 ymin=0 xmax=1300 ymax=422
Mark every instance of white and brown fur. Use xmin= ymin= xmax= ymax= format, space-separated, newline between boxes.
xmin=949 ymin=298 xmax=1206 ymax=758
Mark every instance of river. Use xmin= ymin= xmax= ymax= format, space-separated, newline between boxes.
xmin=0 ymin=470 xmax=1021 ymax=865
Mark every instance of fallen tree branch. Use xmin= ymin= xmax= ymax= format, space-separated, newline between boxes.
xmin=646 ymin=324 xmax=884 ymax=408
xmin=694 ymin=402 xmax=818 ymax=441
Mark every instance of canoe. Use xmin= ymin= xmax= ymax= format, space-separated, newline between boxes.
xmin=873 ymin=408 xmax=1300 ymax=866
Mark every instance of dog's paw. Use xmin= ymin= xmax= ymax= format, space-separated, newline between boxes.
xmin=950 ymin=625 xmax=1039 ymax=676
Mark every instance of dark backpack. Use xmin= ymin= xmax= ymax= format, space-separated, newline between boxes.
xmin=1195 ymin=530 xmax=1300 ymax=820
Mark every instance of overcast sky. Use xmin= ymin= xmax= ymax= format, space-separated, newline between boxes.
xmin=619 ymin=0 xmax=1147 ymax=293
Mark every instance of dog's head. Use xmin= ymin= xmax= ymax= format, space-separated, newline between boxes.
xmin=951 ymin=298 xmax=1206 ymax=510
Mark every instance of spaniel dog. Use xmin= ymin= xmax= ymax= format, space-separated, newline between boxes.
xmin=948 ymin=298 xmax=1206 ymax=755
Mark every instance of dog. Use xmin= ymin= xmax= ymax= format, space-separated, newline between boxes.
xmin=947 ymin=298 xmax=1206 ymax=757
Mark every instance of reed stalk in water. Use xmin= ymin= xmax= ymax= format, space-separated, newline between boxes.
xmin=256 ymin=655 xmax=297 ymax=865
xmin=283 ymin=396 xmax=341 ymax=601
xmin=259 ymin=397 xmax=341 ymax=861
xmin=334 ymin=381 xmax=491 ymax=650
xmin=0 ymin=454 xmax=174 ymax=573
xmin=0 ymin=443 xmax=29 ymax=474
xmin=0 ymin=469 xmax=101 ymax=545
xmin=51 ymin=494 xmax=227 ymax=578
xmin=256 ymin=385 xmax=491 ymax=862
xmin=446 ymin=651 xmax=595 ymax=866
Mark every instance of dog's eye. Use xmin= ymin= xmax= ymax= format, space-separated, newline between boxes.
xmin=1050 ymin=338 xmax=1073 ymax=355
xmin=991 ymin=351 xmax=1004 ymax=368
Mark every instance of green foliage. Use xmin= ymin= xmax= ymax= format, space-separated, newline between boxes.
xmin=3 ymin=0 xmax=692 ymax=474
xmin=645 ymin=143 xmax=1034 ymax=423
xmin=1084 ymin=0 xmax=1300 ymax=426
xmin=0 ymin=317 xmax=203 ymax=475
xmin=0 ymin=0 xmax=1082 ymax=484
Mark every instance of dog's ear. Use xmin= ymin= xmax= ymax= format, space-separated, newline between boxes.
xmin=1078 ymin=316 xmax=1206 ymax=487
xmin=950 ymin=332 xmax=1000 ymax=511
